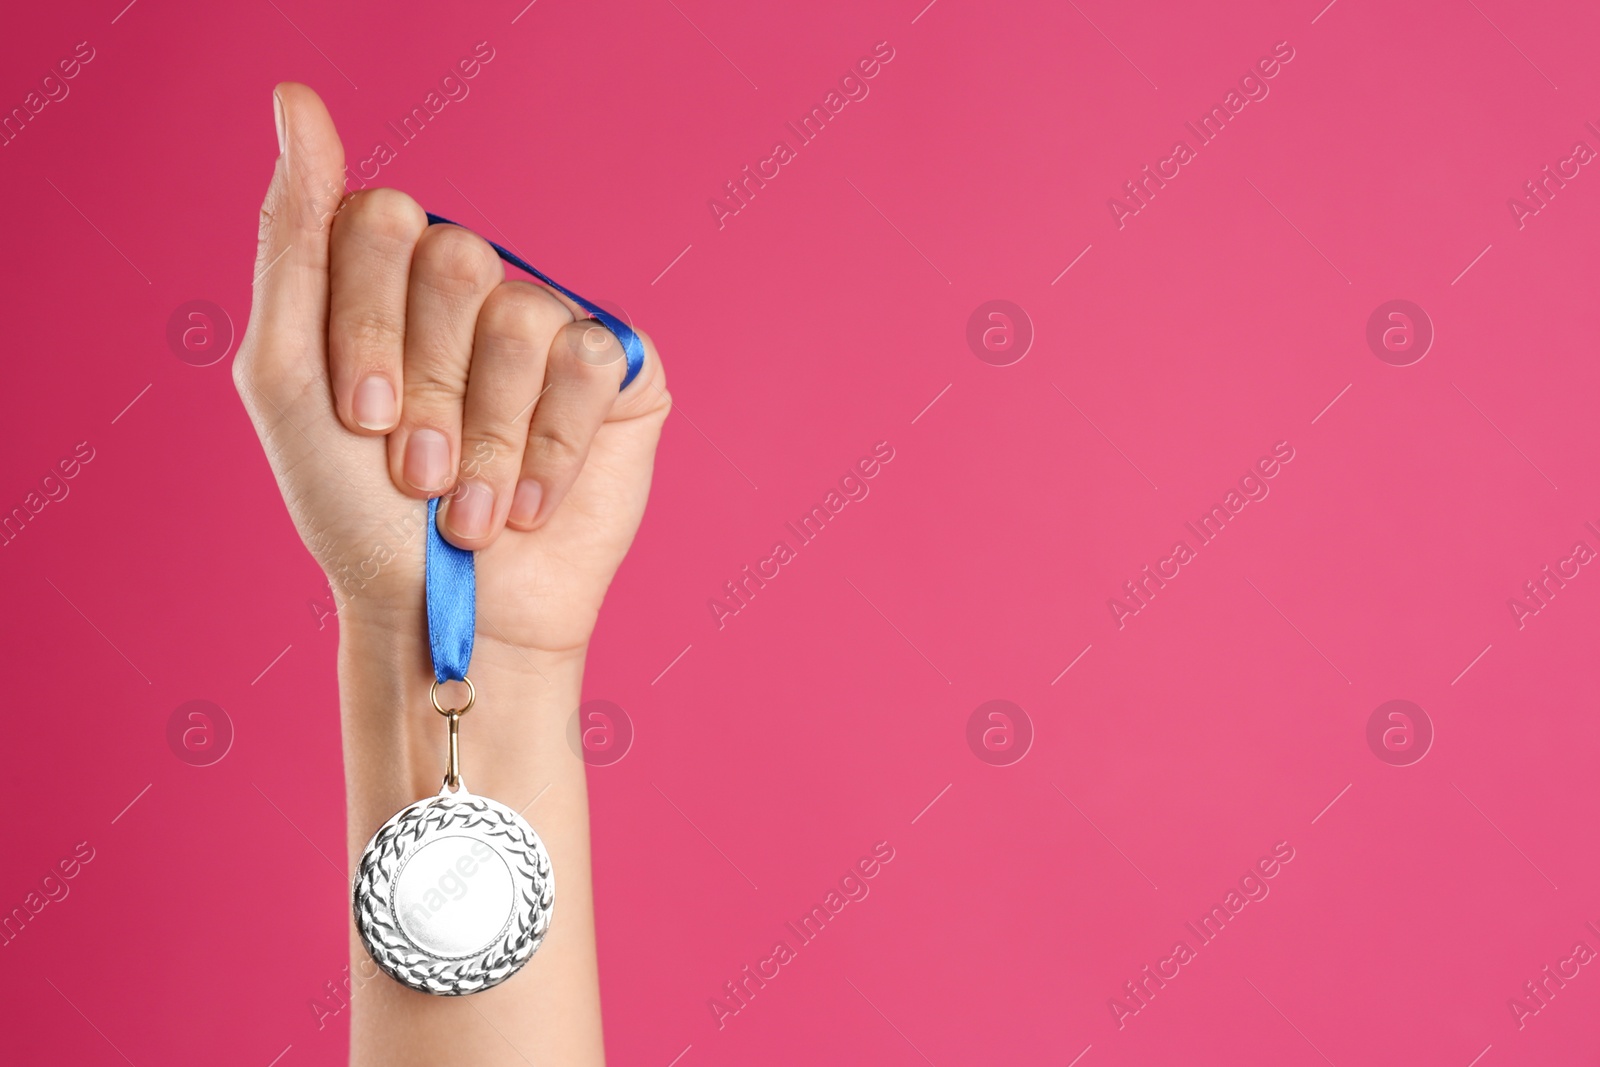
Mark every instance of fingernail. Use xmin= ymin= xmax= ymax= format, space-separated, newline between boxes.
xmin=352 ymin=376 xmax=397 ymax=430
xmin=509 ymin=479 xmax=543 ymax=526
xmin=273 ymin=89 xmax=286 ymax=155
xmin=404 ymin=429 xmax=451 ymax=492
xmin=446 ymin=481 xmax=494 ymax=540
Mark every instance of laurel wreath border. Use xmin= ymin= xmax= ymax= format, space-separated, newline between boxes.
xmin=352 ymin=790 xmax=554 ymax=996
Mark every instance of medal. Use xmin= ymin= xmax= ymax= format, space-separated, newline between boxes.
xmin=351 ymin=498 xmax=553 ymax=996
xmin=349 ymin=213 xmax=644 ymax=996
xmin=351 ymin=674 xmax=555 ymax=995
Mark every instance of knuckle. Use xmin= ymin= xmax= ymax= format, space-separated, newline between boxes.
xmin=463 ymin=423 xmax=525 ymax=469
xmin=476 ymin=279 xmax=572 ymax=342
xmin=339 ymin=187 xmax=427 ymax=247
xmin=405 ymin=373 xmax=465 ymax=412
xmin=479 ymin=281 xmax=570 ymax=342
xmin=414 ymin=225 xmax=501 ymax=292
xmin=525 ymin=424 xmax=585 ymax=471
xmin=332 ymin=306 xmax=404 ymax=362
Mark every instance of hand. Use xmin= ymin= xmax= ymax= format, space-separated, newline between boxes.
xmin=233 ymin=83 xmax=670 ymax=658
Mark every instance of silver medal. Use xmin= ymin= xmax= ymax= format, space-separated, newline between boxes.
xmin=352 ymin=679 xmax=554 ymax=996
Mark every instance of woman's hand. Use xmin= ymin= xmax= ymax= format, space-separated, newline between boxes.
xmin=232 ymin=82 xmax=662 ymax=1065
xmin=234 ymin=83 xmax=670 ymax=658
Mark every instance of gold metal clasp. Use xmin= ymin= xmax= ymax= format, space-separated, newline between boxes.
xmin=430 ymin=677 xmax=476 ymax=791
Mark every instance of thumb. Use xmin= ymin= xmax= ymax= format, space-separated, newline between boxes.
xmin=238 ymin=82 xmax=346 ymax=397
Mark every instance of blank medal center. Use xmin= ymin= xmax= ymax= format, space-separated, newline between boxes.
xmin=394 ymin=834 xmax=515 ymax=958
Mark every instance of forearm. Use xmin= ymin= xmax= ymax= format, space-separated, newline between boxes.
xmin=338 ymin=615 xmax=604 ymax=1066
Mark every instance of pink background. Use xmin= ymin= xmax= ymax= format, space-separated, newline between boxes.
xmin=3 ymin=0 xmax=1599 ymax=1063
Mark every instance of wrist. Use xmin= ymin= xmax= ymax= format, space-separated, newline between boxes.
xmin=333 ymin=600 xmax=590 ymax=679
xmin=335 ymin=616 xmax=589 ymax=854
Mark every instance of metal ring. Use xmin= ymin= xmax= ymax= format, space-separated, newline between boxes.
xmin=430 ymin=677 xmax=475 ymax=716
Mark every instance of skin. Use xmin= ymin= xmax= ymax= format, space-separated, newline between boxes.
xmin=233 ymin=82 xmax=670 ymax=1065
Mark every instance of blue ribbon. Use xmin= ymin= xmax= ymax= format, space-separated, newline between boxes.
xmin=424 ymin=212 xmax=644 ymax=389
xmin=425 ymin=496 xmax=476 ymax=683
xmin=419 ymin=213 xmax=641 ymax=683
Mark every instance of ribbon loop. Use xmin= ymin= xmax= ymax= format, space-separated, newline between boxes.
xmin=424 ymin=212 xmax=644 ymax=388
